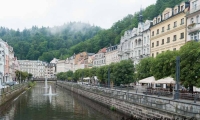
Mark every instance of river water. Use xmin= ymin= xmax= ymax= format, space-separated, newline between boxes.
xmin=0 ymin=83 xmax=111 ymax=120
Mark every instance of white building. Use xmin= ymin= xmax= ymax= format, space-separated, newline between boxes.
xmin=118 ymin=10 xmax=152 ymax=65
xmin=187 ymin=0 xmax=200 ymax=41
xmin=93 ymin=48 xmax=106 ymax=67
xmin=45 ymin=63 xmax=56 ymax=78
xmin=18 ymin=60 xmax=47 ymax=78
xmin=105 ymin=45 xmax=120 ymax=65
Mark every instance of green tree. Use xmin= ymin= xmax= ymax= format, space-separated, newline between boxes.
xmin=136 ymin=57 xmax=154 ymax=80
xmin=113 ymin=60 xmax=135 ymax=86
xmin=178 ymin=41 xmax=200 ymax=92
xmin=151 ymin=50 xmax=178 ymax=80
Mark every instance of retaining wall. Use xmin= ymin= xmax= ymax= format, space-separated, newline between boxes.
xmin=57 ymin=81 xmax=200 ymax=120
xmin=0 ymin=83 xmax=28 ymax=115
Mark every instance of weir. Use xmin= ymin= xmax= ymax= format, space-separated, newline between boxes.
xmin=56 ymin=81 xmax=200 ymax=119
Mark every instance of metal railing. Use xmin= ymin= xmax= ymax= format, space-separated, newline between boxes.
xmin=57 ymin=81 xmax=200 ymax=119
xmin=0 ymin=83 xmax=27 ymax=105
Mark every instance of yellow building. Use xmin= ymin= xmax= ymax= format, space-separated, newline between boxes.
xmin=150 ymin=2 xmax=189 ymax=57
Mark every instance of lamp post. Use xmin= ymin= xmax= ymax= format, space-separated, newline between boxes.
xmin=0 ymin=72 xmax=2 ymax=88
xmin=108 ymin=67 xmax=110 ymax=88
xmin=174 ymin=56 xmax=180 ymax=100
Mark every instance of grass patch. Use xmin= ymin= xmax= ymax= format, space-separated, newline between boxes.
xmin=28 ymin=81 xmax=36 ymax=87
xmin=110 ymin=106 xmax=116 ymax=111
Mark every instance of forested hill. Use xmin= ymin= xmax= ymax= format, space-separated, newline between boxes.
xmin=0 ymin=22 xmax=101 ymax=62
xmin=61 ymin=0 xmax=185 ymax=58
xmin=0 ymin=0 xmax=185 ymax=62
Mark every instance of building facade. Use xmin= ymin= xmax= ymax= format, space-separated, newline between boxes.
xmin=105 ymin=45 xmax=119 ymax=65
xmin=18 ymin=60 xmax=47 ymax=78
xmin=187 ymin=0 xmax=200 ymax=41
xmin=150 ymin=2 xmax=189 ymax=57
xmin=118 ymin=11 xmax=152 ymax=65
xmin=45 ymin=63 xmax=56 ymax=78
xmin=93 ymin=48 xmax=106 ymax=67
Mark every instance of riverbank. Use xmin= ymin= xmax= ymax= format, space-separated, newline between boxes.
xmin=0 ymin=83 xmax=28 ymax=115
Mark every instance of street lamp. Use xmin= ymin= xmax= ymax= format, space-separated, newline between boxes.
xmin=174 ymin=56 xmax=180 ymax=100
xmin=108 ymin=67 xmax=110 ymax=88
xmin=0 ymin=72 xmax=2 ymax=88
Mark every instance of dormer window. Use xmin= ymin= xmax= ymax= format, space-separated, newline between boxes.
xmin=181 ymin=5 xmax=184 ymax=11
xmin=154 ymin=20 xmax=156 ymax=24
xmin=164 ymin=12 xmax=169 ymax=19
xmin=174 ymin=9 xmax=177 ymax=14
xmin=158 ymin=18 xmax=160 ymax=22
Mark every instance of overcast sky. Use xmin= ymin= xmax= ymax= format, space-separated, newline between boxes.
xmin=0 ymin=0 xmax=156 ymax=31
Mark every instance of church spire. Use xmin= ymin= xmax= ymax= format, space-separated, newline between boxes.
xmin=138 ymin=7 xmax=143 ymax=23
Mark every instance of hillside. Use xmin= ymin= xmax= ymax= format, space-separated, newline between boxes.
xmin=0 ymin=22 xmax=101 ymax=62
xmin=64 ymin=0 xmax=185 ymax=57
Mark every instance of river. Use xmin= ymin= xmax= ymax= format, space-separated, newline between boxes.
xmin=0 ymin=83 xmax=111 ymax=120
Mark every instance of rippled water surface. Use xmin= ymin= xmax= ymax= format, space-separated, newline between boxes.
xmin=0 ymin=83 xmax=111 ymax=120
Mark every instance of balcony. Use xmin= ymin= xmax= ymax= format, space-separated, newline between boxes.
xmin=118 ymin=51 xmax=123 ymax=56
xmin=124 ymin=49 xmax=131 ymax=54
xmin=187 ymin=23 xmax=200 ymax=33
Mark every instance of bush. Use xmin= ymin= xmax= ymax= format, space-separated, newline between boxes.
xmin=28 ymin=81 xmax=36 ymax=87
xmin=110 ymin=106 xmax=116 ymax=111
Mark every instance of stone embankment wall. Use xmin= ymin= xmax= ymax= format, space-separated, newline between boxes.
xmin=0 ymin=84 xmax=28 ymax=115
xmin=57 ymin=82 xmax=200 ymax=120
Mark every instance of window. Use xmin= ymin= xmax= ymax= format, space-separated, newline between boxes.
xmin=191 ymin=18 xmax=194 ymax=24
xmin=162 ymin=27 xmax=164 ymax=32
xmin=167 ymin=37 xmax=170 ymax=43
xmin=152 ymin=31 xmax=154 ymax=36
xmin=147 ymin=36 xmax=149 ymax=43
xmin=167 ymin=24 xmax=170 ymax=30
xmin=143 ymin=49 xmax=146 ymax=54
xmin=156 ymin=41 xmax=159 ymax=46
xmin=181 ymin=18 xmax=184 ymax=25
xmin=180 ymin=32 xmax=184 ymax=39
xmin=174 ymin=21 xmax=177 ymax=27
xmin=138 ymin=50 xmax=141 ymax=55
xmin=144 ymin=37 xmax=146 ymax=44
xmin=192 ymin=1 xmax=197 ymax=10
xmin=173 ymin=35 xmax=177 ymax=41
xmin=157 ymin=29 xmax=159 ymax=34
xmin=181 ymin=5 xmax=184 ymax=11
xmin=147 ymin=48 xmax=149 ymax=54
xmin=152 ymin=42 xmax=154 ymax=48
xmin=197 ymin=16 xmax=199 ymax=23
xmin=162 ymin=39 xmax=164 ymax=45
xmin=158 ymin=18 xmax=160 ymax=22
xmin=173 ymin=48 xmax=176 ymax=51
xmin=152 ymin=53 xmax=154 ymax=57
xmin=174 ymin=9 xmax=177 ymax=14
xmin=164 ymin=12 xmax=169 ymax=19
xmin=156 ymin=52 xmax=159 ymax=55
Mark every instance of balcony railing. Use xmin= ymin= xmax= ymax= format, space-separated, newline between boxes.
xmin=124 ymin=49 xmax=131 ymax=54
xmin=118 ymin=51 xmax=123 ymax=56
xmin=187 ymin=23 xmax=200 ymax=33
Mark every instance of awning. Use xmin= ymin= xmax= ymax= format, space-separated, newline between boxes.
xmin=155 ymin=77 xmax=175 ymax=84
xmin=83 ymin=77 xmax=90 ymax=80
xmin=138 ymin=76 xmax=155 ymax=84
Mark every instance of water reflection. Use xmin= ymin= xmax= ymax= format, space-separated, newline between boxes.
xmin=0 ymin=83 xmax=110 ymax=120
